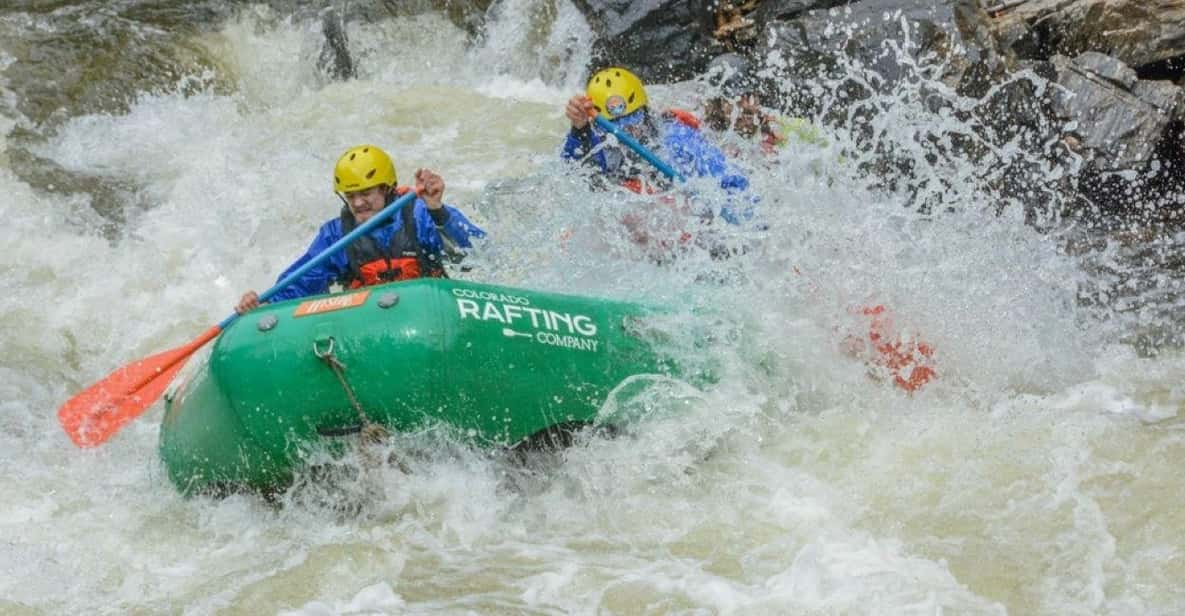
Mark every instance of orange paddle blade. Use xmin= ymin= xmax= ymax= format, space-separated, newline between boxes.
xmin=58 ymin=326 xmax=221 ymax=447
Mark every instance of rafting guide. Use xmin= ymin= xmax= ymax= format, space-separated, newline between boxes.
xmin=235 ymin=144 xmax=486 ymax=314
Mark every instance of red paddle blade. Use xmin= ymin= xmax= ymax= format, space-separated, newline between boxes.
xmin=58 ymin=326 xmax=221 ymax=447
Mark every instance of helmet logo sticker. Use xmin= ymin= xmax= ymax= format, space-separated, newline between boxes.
xmin=606 ymin=95 xmax=627 ymax=117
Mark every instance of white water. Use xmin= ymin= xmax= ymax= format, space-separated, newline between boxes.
xmin=3 ymin=3 xmax=1185 ymax=614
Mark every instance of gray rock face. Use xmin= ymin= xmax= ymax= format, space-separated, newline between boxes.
xmin=752 ymin=0 xmax=1006 ymax=108
xmin=992 ymin=0 xmax=1185 ymax=70
xmin=1051 ymin=52 xmax=1184 ymax=170
xmin=1072 ymin=51 xmax=1138 ymax=89
xmin=751 ymin=0 xmax=848 ymax=22
xmin=573 ymin=0 xmax=681 ymax=37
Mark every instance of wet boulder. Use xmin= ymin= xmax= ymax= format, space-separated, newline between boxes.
xmin=750 ymin=0 xmax=849 ymax=22
xmin=990 ymin=0 xmax=1185 ymax=72
xmin=981 ymin=1 xmax=1185 ymax=225
xmin=564 ymin=0 xmax=1007 ymax=90
xmin=568 ymin=0 xmax=724 ymax=82
xmin=750 ymin=0 xmax=1008 ymax=113
xmin=1051 ymin=52 xmax=1183 ymax=171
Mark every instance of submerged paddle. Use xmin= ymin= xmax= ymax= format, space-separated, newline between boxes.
xmin=58 ymin=190 xmax=420 ymax=447
xmin=593 ymin=111 xmax=936 ymax=392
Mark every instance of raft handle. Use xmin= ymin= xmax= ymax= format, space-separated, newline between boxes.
xmin=312 ymin=335 xmax=336 ymax=359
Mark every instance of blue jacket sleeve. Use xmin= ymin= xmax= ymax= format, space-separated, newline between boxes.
xmin=269 ymin=219 xmax=350 ymax=302
xmin=414 ymin=199 xmax=486 ymax=252
xmin=561 ymin=127 xmax=609 ymax=172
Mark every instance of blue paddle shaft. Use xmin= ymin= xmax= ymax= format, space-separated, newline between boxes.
xmin=217 ymin=191 xmax=419 ymax=329
xmin=593 ymin=115 xmax=686 ymax=183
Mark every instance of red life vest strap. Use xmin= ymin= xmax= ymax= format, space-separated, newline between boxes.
xmin=621 ymin=178 xmax=650 ymax=195
xmin=663 ymin=108 xmax=701 ymax=130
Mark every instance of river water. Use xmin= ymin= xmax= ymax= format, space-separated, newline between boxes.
xmin=3 ymin=1 xmax=1185 ymax=614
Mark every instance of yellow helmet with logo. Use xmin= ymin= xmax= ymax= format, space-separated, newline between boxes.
xmin=333 ymin=145 xmax=397 ymax=193
xmin=586 ymin=67 xmax=648 ymax=119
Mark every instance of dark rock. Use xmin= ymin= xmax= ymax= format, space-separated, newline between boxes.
xmin=318 ymin=7 xmax=356 ymax=81
xmin=569 ymin=0 xmax=722 ymax=82
xmin=751 ymin=0 xmax=847 ymax=23
xmin=752 ymin=0 xmax=1006 ymax=113
xmin=329 ymin=0 xmax=493 ymax=35
xmin=1134 ymin=79 xmax=1185 ymax=115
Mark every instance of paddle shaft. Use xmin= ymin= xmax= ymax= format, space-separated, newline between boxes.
xmin=592 ymin=115 xmax=686 ymax=183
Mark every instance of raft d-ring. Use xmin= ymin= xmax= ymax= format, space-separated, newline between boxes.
xmin=312 ymin=336 xmax=336 ymax=359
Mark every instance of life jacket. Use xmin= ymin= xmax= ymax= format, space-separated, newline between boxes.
xmin=339 ymin=188 xmax=446 ymax=288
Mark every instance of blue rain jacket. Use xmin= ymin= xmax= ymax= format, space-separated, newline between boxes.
xmin=270 ymin=198 xmax=486 ymax=302
xmin=562 ymin=115 xmax=753 ymax=223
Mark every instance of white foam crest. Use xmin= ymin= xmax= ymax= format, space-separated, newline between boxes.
xmin=763 ymin=536 xmax=1005 ymax=614
xmin=195 ymin=6 xmax=333 ymax=109
xmin=472 ymin=0 xmax=595 ymax=91
xmin=280 ymin=582 xmax=405 ymax=616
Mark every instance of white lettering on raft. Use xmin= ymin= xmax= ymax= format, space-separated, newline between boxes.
xmin=535 ymin=331 xmax=599 ymax=352
xmin=455 ymin=297 xmax=601 ymax=352
xmin=451 ymin=287 xmax=531 ymax=305
xmin=455 ymin=299 xmax=597 ymax=336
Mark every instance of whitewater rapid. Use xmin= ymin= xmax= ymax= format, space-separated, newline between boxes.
xmin=2 ymin=3 xmax=1184 ymax=614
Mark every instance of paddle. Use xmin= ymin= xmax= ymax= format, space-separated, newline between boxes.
xmin=593 ymin=112 xmax=936 ymax=392
xmin=58 ymin=190 xmax=420 ymax=447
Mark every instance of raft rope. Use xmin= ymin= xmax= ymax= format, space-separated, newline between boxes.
xmin=312 ymin=337 xmax=390 ymax=444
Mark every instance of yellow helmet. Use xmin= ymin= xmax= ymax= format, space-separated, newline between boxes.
xmin=587 ymin=67 xmax=648 ymax=119
xmin=333 ymin=145 xmax=397 ymax=193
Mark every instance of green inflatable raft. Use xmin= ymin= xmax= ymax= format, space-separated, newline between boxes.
xmin=160 ymin=278 xmax=679 ymax=495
